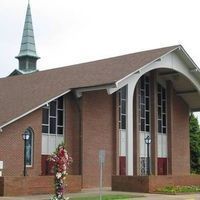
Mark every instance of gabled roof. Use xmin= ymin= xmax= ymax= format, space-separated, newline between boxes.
xmin=0 ymin=45 xmax=182 ymax=128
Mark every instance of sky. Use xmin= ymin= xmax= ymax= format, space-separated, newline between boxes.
xmin=1 ymin=0 xmax=200 ymax=118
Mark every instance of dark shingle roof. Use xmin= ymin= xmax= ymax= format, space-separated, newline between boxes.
xmin=0 ymin=45 xmax=179 ymax=128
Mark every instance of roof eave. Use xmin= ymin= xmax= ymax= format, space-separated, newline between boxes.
xmin=0 ymin=89 xmax=71 ymax=130
xmin=107 ymin=45 xmax=181 ymax=94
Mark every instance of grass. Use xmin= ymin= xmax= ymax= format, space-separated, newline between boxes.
xmin=70 ymin=194 xmax=143 ymax=200
xmin=156 ymin=185 xmax=200 ymax=194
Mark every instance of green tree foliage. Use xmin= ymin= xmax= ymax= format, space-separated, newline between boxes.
xmin=190 ymin=113 xmax=200 ymax=174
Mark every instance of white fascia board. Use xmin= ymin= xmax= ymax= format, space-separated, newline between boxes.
xmin=107 ymin=47 xmax=180 ymax=94
xmin=0 ymin=89 xmax=71 ymax=130
xmin=116 ymin=47 xmax=179 ymax=86
xmin=75 ymin=84 xmax=116 ymax=98
xmin=179 ymin=46 xmax=200 ymax=71
xmin=108 ymin=46 xmax=200 ymax=95
xmin=171 ymin=52 xmax=200 ymax=93
xmin=107 ymin=72 xmax=141 ymax=95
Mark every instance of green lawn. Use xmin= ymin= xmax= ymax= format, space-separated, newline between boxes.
xmin=70 ymin=194 xmax=143 ymax=200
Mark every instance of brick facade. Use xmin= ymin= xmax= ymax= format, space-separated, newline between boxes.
xmin=81 ymin=90 xmax=115 ymax=188
xmin=65 ymin=93 xmax=81 ymax=175
xmin=0 ymin=175 xmax=81 ymax=196
xmin=167 ymin=81 xmax=190 ymax=175
xmin=0 ymin=109 xmax=42 ymax=176
xmin=112 ymin=175 xmax=200 ymax=193
xmin=0 ymin=73 xmax=191 ymax=192
xmin=171 ymin=85 xmax=190 ymax=174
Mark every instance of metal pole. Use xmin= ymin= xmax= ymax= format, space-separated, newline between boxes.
xmin=23 ymin=139 xmax=26 ymax=176
xmin=100 ymin=162 xmax=103 ymax=200
xmin=147 ymin=143 xmax=150 ymax=176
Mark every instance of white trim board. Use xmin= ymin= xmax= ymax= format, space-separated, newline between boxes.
xmin=75 ymin=83 xmax=116 ymax=98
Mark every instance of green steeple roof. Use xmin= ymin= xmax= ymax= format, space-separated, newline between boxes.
xmin=10 ymin=1 xmax=40 ymax=76
xmin=16 ymin=2 xmax=39 ymax=59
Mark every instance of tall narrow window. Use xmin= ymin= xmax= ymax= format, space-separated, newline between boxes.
xmin=139 ymin=74 xmax=151 ymax=175
xmin=139 ymin=75 xmax=150 ymax=133
xmin=42 ymin=96 xmax=64 ymax=135
xmin=25 ymin=128 xmax=33 ymax=166
xmin=119 ymin=86 xmax=127 ymax=130
xmin=42 ymin=96 xmax=65 ymax=155
xmin=157 ymin=83 xmax=168 ymax=175
xmin=118 ymin=86 xmax=127 ymax=175
xmin=157 ymin=84 xmax=167 ymax=134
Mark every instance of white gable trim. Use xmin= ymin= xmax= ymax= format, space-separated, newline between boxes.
xmin=107 ymin=46 xmax=179 ymax=94
xmin=0 ymin=89 xmax=71 ymax=130
xmin=107 ymin=46 xmax=200 ymax=94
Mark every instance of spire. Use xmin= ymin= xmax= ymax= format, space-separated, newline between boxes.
xmin=14 ymin=1 xmax=40 ymax=74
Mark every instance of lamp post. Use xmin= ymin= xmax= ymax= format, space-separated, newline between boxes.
xmin=145 ymin=135 xmax=151 ymax=176
xmin=22 ymin=130 xmax=30 ymax=176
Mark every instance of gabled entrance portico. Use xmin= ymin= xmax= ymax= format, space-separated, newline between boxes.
xmin=108 ymin=46 xmax=200 ymax=180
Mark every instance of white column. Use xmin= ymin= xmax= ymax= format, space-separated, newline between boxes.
xmin=126 ymin=80 xmax=137 ymax=175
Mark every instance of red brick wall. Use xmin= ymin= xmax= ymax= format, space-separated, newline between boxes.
xmin=0 ymin=93 xmax=82 ymax=178
xmin=0 ymin=109 xmax=42 ymax=176
xmin=0 ymin=175 xmax=81 ymax=196
xmin=112 ymin=175 xmax=149 ymax=193
xmin=82 ymin=90 xmax=115 ymax=188
xmin=171 ymin=88 xmax=190 ymax=175
xmin=65 ymin=94 xmax=81 ymax=175
xmin=112 ymin=175 xmax=200 ymax=193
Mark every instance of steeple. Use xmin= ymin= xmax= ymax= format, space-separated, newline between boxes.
xmin=14 ymin=1 xmax=40 ymax=75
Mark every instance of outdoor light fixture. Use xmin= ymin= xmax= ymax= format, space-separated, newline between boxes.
xmin=22 ymin=130 xmax=30 ymax=176
xmin=145 ymin=135 xmax=152 ymax=145
xmin=145 ymin=135 xmax=151 ymax=176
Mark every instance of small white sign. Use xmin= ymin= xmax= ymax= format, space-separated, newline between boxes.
xmin=0 ymin=171 xmax=2 ymax=177
xmin=0 ymin=161 xmax=3 ymax=170
xmin=99 ymin=150 xmax=105 ymax=164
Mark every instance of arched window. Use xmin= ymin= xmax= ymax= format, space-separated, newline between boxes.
xmin=139 ymin=74 xmax=151 ymax=175
xmin=25 ymin=128 xmax=34 ymax=166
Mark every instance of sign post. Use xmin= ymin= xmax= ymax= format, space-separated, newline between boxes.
xmin=99 ymin=150 xmax=105 ymax=200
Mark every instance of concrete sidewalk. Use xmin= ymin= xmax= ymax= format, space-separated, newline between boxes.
xmin=0 ymin=189 xmax=200 ymax=200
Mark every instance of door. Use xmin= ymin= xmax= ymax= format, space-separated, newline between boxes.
xmin=157 ymin=158 xmax=167 ymax=175
xmin=119 ymin=156 xmax=126 ymax=175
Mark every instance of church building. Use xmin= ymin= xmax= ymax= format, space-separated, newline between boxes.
xmin=1 ymin=2 xmax=200 ymax=196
